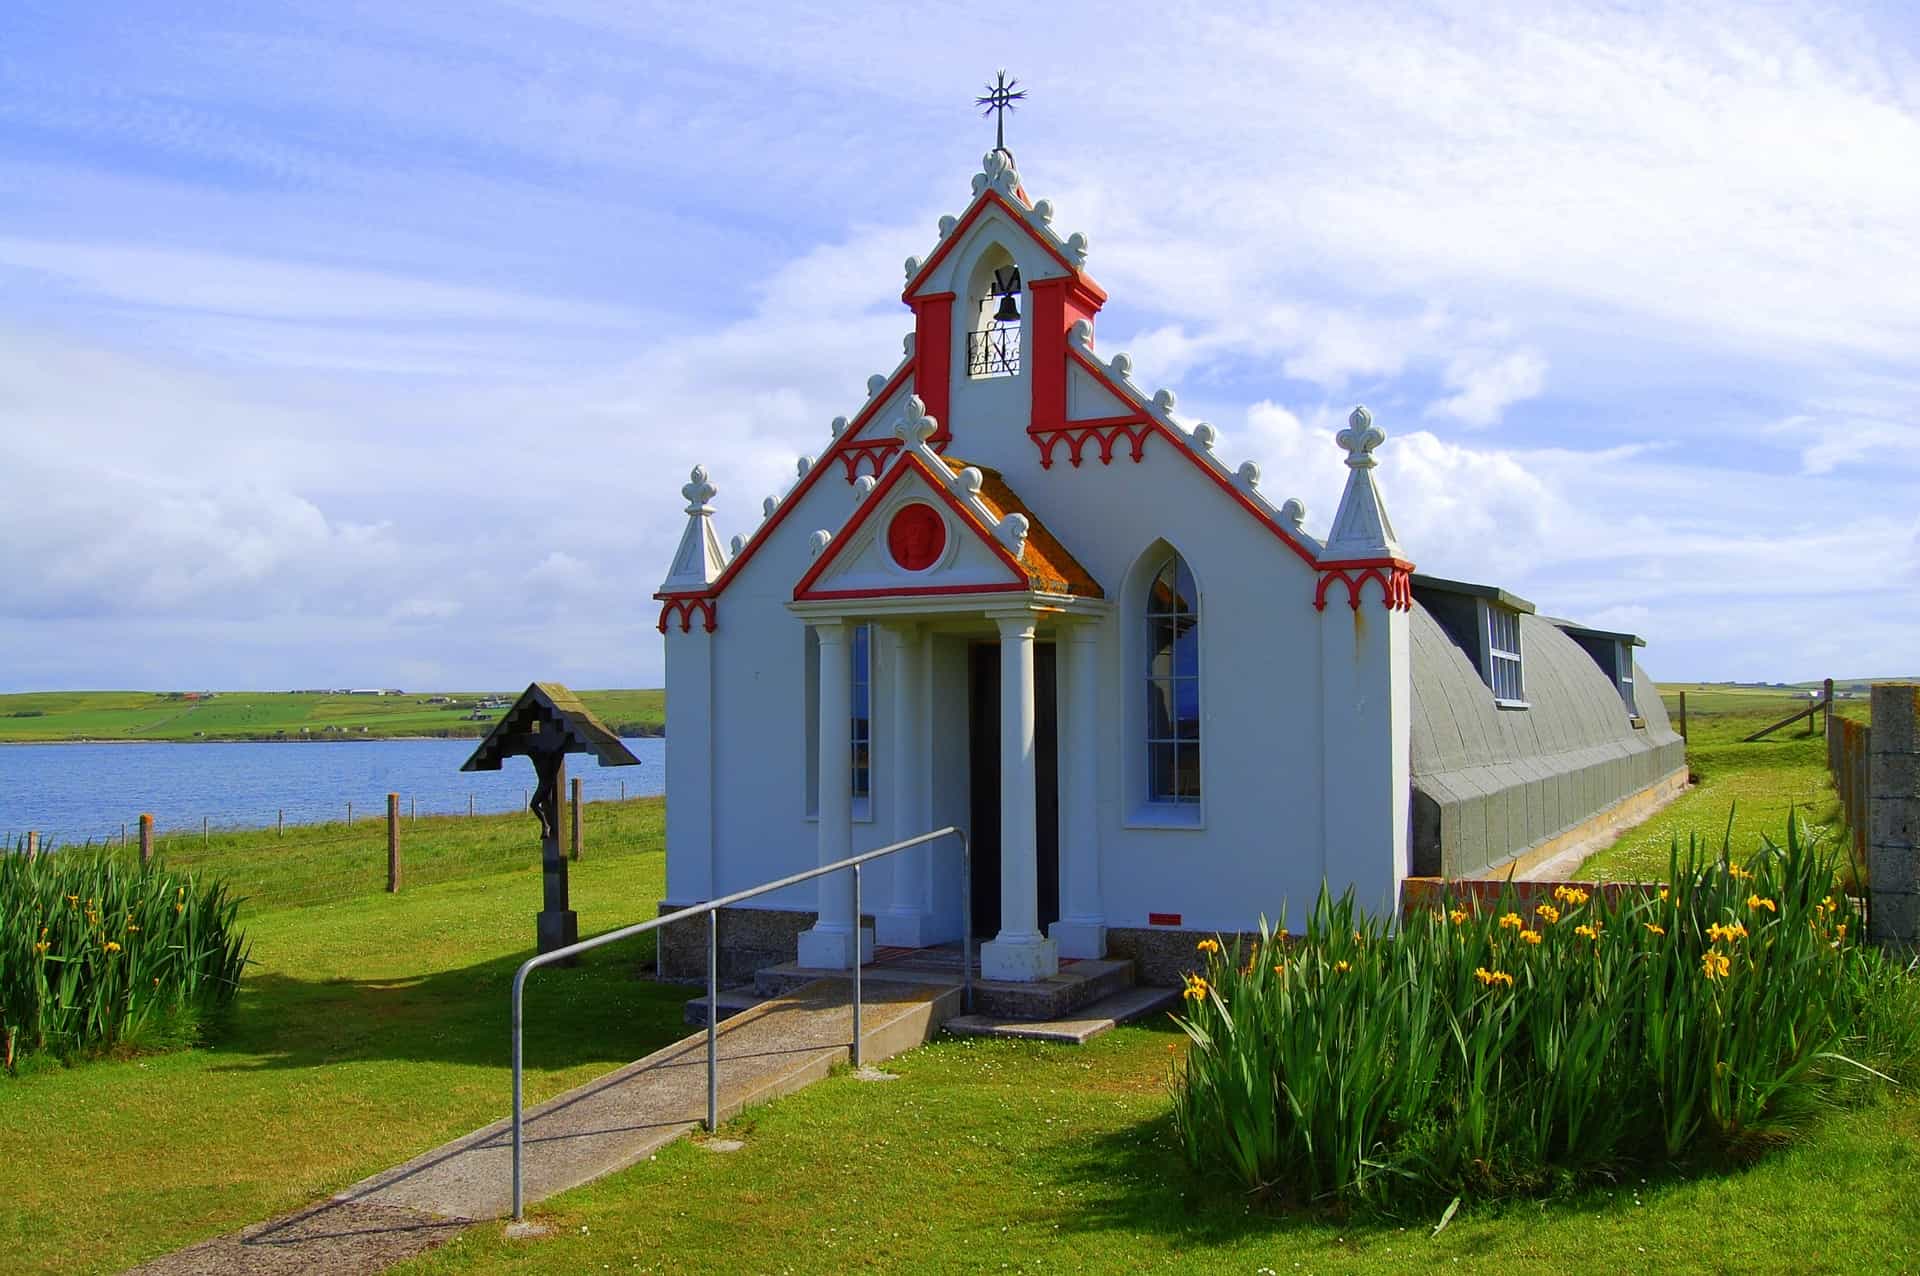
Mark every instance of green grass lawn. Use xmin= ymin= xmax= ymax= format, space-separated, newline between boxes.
xmin=130 ymin=797 xmax=667 ymax=912
xmin=0 ymin=802 xmax=691 ymax=1276
xmin=396 ymin=1028 xmax=1920 ymax=1275
xmin=1578 ymin=691 xmax=1868 ymax=883
xmin=0 ymin=688 xmax=664 ymax=742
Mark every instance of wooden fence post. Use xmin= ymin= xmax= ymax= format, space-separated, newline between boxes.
xmin=138 ymin=813 xmax=154 ymax=869
xmin=25 ymin=831 xmax=38 ymax=861
xmin=387 ymin=792 xmax=401 ymax=894
xmin=1677 ymin=690 xmax=1688 ymax=741
xmin=1823 ymin=677 xmax=1835 ymax=737
xmin=570 ymin=775 xmax=583 ymax=862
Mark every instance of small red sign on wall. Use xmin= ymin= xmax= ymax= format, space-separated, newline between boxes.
xmin=1148 ymin=912 xmax=1182 ymax=927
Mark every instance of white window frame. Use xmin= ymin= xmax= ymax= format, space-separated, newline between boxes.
xmin=1483 ymin=603 xmax=1527 ymax=709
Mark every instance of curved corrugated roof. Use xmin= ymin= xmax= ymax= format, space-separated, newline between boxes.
xmin=1410 ymin=605 xmax=1684 ymax=876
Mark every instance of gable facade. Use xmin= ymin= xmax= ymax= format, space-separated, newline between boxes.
xmin=653 ymin=146 xmax=1679 ymax=984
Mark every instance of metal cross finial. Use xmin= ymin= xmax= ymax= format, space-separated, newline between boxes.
xmin=975 ymin=70 xmax=1027 ymax=154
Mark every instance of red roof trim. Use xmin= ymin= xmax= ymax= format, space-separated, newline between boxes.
xmin=902 ymin=190 xmax=1107 ymax=305
xmin=686 ymin=358 xmax=918 ymax=606
xmin=792 ymin=451 xmax=1032 ymax=601
xmin=1064 ymin=346 xmax=1321 ymax=568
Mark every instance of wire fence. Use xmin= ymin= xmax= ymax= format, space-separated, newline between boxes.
xmin=5 ymin=791 xmax=665 ymax=916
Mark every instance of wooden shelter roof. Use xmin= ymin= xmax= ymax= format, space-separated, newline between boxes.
xmin=459 ymin=682 xmax=640 ymax=772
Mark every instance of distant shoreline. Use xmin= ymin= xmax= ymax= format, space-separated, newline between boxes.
xmin=0 ymin=728 xmax=667 ymax=746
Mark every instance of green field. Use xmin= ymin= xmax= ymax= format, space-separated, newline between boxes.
xmin=0 ymin=798 xmax=689 ymax=1276
xmin=6 ymin=685 xmax=1917 ymax=1273
xmin=1576 ymin=687 xmax=1868 ymax=883
xmin=0 ymin=688 xmax=664 ymax=743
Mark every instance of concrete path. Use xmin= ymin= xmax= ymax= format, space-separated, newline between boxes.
xmin=124 ymin=977 xmax=956 ymax=1275
xmin=342 ymin=977 xmax=957 ymax=1222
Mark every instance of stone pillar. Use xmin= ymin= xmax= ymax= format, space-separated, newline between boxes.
xmin=1316 ymin=586 xmax=1413 ymax=916
xmin=798 ymin=620 xmax=872 ymax=969
xmin=1049 ymin=621 xmax=1106 ymax=958
xmin=1868 ymin=683 xmax=1920 ymax=947
xmin=981 ymin=614 xmax=1058 ymax=982
xmin=878 ymin=623 xmax=932 ymax=948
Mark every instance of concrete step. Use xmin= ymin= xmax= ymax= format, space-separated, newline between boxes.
xmin=754 ymin=951 xmax=1137 ymax=1022
xmin=681 ymin=986 xmax=771 ymax=1027
xmin=337 ymin=978 xmax=960 ymax=1223
xmin=945 ymin=984 xmax=1181 ymax=1045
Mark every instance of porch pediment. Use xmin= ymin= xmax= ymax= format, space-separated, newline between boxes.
xmin=792 ymin=444 xmax=1101 ymax=604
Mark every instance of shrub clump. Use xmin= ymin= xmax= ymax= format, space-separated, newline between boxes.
xmin=2 ymin=845 xmax=249 ymax=1070
xmin=1169 ymin=822 xmax=1919 ymax=1208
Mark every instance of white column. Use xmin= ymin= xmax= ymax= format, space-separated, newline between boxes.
xmin=797 ymin=619 xmax=872 ymax=969
xmin=878 ymin=623 xmax=931 ymax=948
xmin=1049 ymin=621 xmax=1106 ymax=958
xmin=981 ymin=613 xmax=1059 ymax=981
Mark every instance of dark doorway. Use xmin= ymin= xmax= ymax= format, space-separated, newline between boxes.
xmin=968 ymin=642 xmax=1059 ymax=938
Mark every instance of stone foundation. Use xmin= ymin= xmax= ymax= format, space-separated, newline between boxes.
xmin=655 ymin=903 xmax=822 ymax=983
xmin=1105 ymin=926 xmax=1261 ymax=988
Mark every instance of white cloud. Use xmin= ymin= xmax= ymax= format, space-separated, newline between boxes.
xmin=1430 ymin=349 xmax=1548 ymax=428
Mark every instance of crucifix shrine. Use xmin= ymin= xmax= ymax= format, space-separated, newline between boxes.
xmin=460 ymin=683 xmax=640 ymax=954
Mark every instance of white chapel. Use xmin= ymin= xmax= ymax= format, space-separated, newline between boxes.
xmin=654 ymin=139 xmax=1683 ymax=990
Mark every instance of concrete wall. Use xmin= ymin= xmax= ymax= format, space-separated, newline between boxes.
xmin=1409 ymin=607 xmax=1685 ymax=877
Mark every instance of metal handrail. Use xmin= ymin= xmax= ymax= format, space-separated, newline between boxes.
xmin=509 ymin=825 xmax=971 ymax=1220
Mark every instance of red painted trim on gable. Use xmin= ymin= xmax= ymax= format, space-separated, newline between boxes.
xmin=1060 ymin=346 xmax=1322 ymax=569
xmin=834 ymin=439 xmax=903 ymax=480
xmin=901 ymin=190 xmax=1107 ymax=305
xmin=688 ymin=358 xmax=919 ymax=610
xmin=911 ymin=293 xmax=954 ymax=442
xmin=791 ymin=451 xmax=1032 ymax=601
xmin=1027 ymin=417 xmax=1155 ymax=468
xmin=799 ymin=581 xmax=1030 ymax=601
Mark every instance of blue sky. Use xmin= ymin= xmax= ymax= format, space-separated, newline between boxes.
xmin=2 ymin=0 xmax=1915 ymax=690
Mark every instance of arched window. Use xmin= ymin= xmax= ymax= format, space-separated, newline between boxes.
xmin=1145 ymin=553 xmax=1200 ymax=803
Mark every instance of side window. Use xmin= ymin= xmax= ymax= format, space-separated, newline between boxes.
xmin=803 ymin=623 xmax=874 ymax=816
xmin=1486 ymin=606 xmax=1525 ymax=705
xmin=1145 ymin=553 xmax=1200 ymax=803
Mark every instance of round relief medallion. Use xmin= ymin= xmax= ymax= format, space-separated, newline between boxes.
xmin=887 ymin=503 xmax=947 ymax=572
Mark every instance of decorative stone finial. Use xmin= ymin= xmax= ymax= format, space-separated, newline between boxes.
xmin=902 ymin=332 xmax=915 ymax=357
xmin=938 ymin=214 xmax=958 ymax=237
xmin=796 ymin=455 xmax=813 ymax=479
xmin=867 ymin=373 xmax=887 ymax=398
xmin=762 ymin=496 xmax=777 ymax=520
xmin=1280 ymin=498 xmax=1308 ymax=531
xmin=660 ymin=464 xmax=727 ymax=593
xmin=1236 ymin=460 xmax=1260 ymax=490
xmin=904 ymin=255 xmax=922 ymax=280
xmin=894 ymin=394 xmax=939 ymax=448
xmin=1067 ymin=232 xmax=1089 ymax=267
xmin=1033 ymin=198 xmax=1055 ymax=224
xmin=1153 ymin=388 xmax=1177 ymax=413
xmin=729 ymin=534 xmax=745 ymax=558
xmin=830 ymin=415 xmax=848 ymax=438
xmin=1190 ymin=421 xmax=1216 ymax=452
xmin=1337 ymin=406 xmax=1385 ymax=469
xmin=996 ymin=511 xmax=1030 ymax=556
xmin=974 ymin=148 xmax=1021 ymax=198
xmin=1322 ymin=406 xmax=1401 ymax=561
xmin=1068 ymin=318 xmax=1093 ymax=348
xmin=1109 ymin=352 xmax=1133 ymax=379
xmin=682 ymin=465 xmax=717 ymax=514
xmin=955 ymin=466 xmax=984 ymax=495
xmin=809 ymin=529 xmax=832 ymax=559
xmin=854 ymin=475 xmax=877 ymax=497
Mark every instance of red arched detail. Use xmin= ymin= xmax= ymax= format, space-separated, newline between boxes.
xmin=655 ymin=596 xmax=718 ymax=634
xmin=1313 ymin=562 xmax=1415 ymax=612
